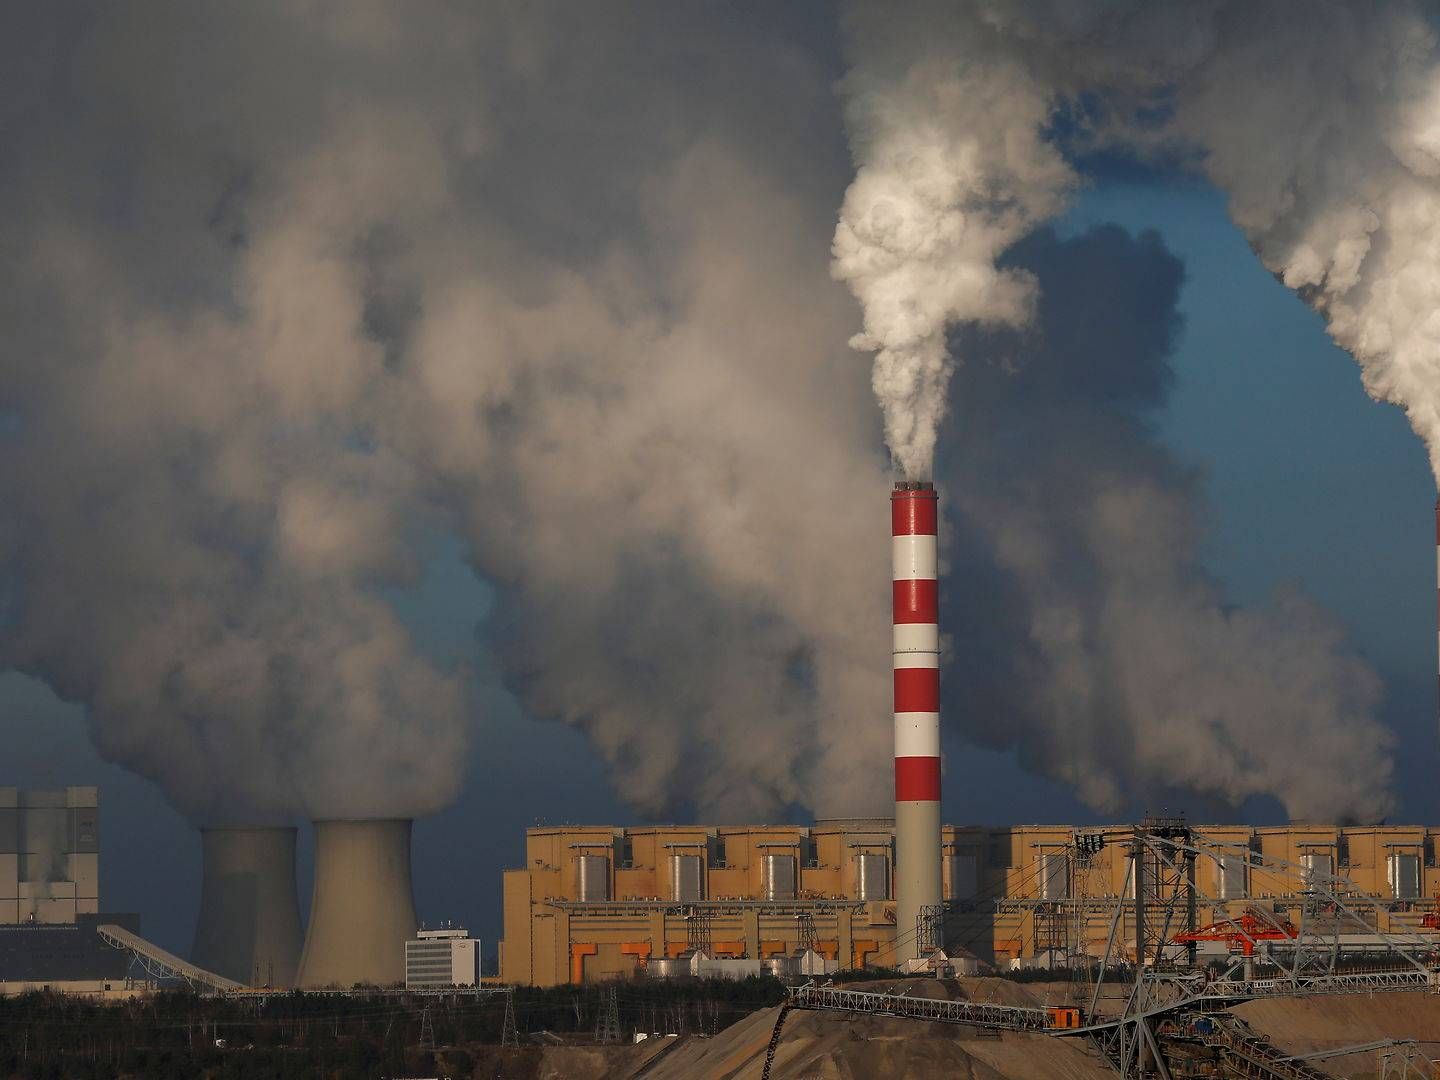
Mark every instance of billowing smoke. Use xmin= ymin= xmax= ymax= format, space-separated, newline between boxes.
xmin=833 ymin=0 xmax=1425 ymax=820
xmin=0 ymin=4 xmax=893 ymax=822
xmin=837 ymin=0 xmax=1440 ymax=482
xmin=0 ymin=3 xmax=1414 ymax=826
xmin=833 ymin=4 xmax=1073 ymax=480
xmin=0 ymin=76 xmax=470 ymax=820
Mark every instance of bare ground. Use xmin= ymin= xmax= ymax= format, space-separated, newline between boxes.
xmin=1233 ymin=991 xmax=1440 ymax=1078
xmin=459 ymin=978 xmax=1440 ymax=1079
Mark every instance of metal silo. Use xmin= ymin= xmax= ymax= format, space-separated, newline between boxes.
xmin=1389 ymin=852 xmax=1421 ymax=899
xmin=1216 ymin=852 xmax=1248 ymax=900
xmin=575 ymin=855 xmax=610 ymax=902
xmin=670 ymin=854 xmax=703 ymax=902
xmin=855 ymin=853 xmax=889 ymax=901
xmin=1039 ymin=853 xmax=1069 ymax=900
xmin=762 ymin=854 xmax=796 ymax=901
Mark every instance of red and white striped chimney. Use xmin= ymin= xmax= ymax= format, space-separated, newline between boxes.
xmin=892 ymin=480 xmax=942 ymax=964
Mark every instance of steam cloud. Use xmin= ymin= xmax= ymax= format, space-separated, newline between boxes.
xmin=0 ymin=3 xmax=1417 ymax=825
xmin=837 ymin=0 xmax=1440 ymax=484
xmin=831 ymin=0 xmax=1431 ymax=820
xmin=0 ymin=4 xmax=894 ymax=822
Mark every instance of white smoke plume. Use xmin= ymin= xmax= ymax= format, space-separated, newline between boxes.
xmin=832 ymin=5 xmax=1073 ymax=479
xmin=0 ymin=2 xmax=1415 ymax=828
xmin=833 ymin=0 xmax=1428 ymax=820
xmin=837 ymin=0 xmax=1440 ymax=482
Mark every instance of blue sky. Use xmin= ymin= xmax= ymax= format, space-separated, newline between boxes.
xmin=3 ymin=175 xmax=1436 ymax=963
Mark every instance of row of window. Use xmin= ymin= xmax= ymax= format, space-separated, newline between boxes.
xmin=978 ymin=835 xmax=1440 ymax=870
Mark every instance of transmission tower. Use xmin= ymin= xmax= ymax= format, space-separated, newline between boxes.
xmin=595 ymin=985 xmax=622 ymax=1043
xmin=418 ymin=1006 xmax=435 ymax=1051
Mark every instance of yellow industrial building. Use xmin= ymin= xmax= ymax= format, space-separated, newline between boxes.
xmin=501 ymin=820 xmax=1440 ymax=986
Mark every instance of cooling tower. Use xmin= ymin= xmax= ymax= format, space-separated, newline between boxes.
xmin=190 ymin=826 xmax=304 ymax=987
xmin=892 ymin=480 xmax=942 ymax=965
xmin=296 ymin=818 xmax=418 ymax=988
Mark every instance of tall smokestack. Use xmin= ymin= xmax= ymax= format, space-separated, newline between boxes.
xmin=892 ymin=480 xmax=942 ymax=965
xmin=190 ymin=826 xmax=304 ymax=988
xmin=295 ymin=819 xmax=418 ymax=988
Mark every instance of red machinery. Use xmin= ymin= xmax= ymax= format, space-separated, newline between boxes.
xmin=1421 ymin=902 xmax=1440 ymax=930
xmin=1172 ymin=910 xmax=1298 ymax=956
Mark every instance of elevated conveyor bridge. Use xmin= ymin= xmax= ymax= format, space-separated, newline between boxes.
xmin=96 ymin=923 xmax=242 ymax=993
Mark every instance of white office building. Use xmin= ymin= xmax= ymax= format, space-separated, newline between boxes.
xmin=405 ymin=926 xmax=479 ymax=989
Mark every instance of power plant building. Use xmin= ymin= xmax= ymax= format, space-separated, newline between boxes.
xmin=0 ymin=787 xmax=100 ymax=925
xmin=501 ymin=821 xmax=1440 ymax=986
xmin=0 ymin=787 xmax=146 ymax=992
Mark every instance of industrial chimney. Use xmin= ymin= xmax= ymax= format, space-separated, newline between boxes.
xmin=892 ymin=480 xmax=942 ymax=966
xmin=190 ymin=826 xmax=304 ymax=987
xmin=296 ymin=819 xmax=419 ymax=988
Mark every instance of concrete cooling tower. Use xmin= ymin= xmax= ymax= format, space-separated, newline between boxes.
xmin=296 ymin=818 xmax=418 ymax=988
xmin=190 ymin=826 xmax=304 ymax=988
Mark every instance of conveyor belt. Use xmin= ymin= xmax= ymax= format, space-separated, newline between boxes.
xmin=96 ymin=923 xmax=242 ymax=992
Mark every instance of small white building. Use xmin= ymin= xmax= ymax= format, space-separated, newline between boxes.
xmin=405 ymin=926 xmax=479 ymax=989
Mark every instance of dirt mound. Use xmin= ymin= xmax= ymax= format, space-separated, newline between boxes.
xmin=1233 ymin=992 xmax=1440 ymax=1078
xmin=634 ymin=995 xmax=1112 ymax=1080
xmin=463 ymin=982 xmax=1440 ymax=1078
xmin=465 ymin=1037 xmax=683 ymax=1080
